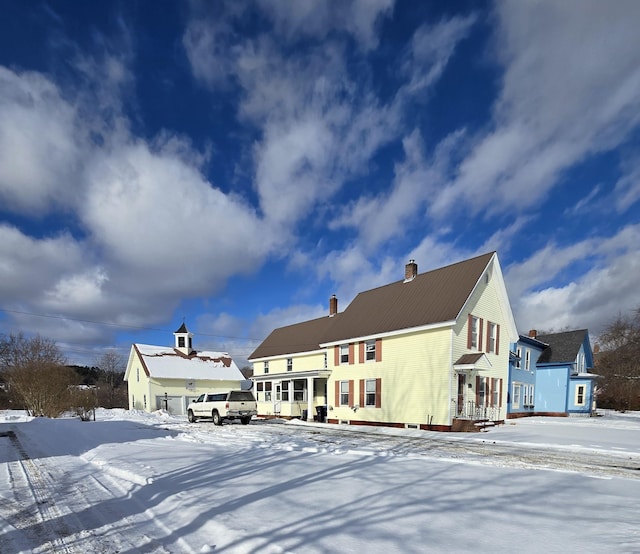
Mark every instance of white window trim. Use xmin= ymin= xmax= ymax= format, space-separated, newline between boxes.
xmin=575 ymin=384 xmax=586 ymax=406
xmin=340 ymin=380 xmax=349 ymax=406
xmin=365 ymin=379 xmax=376 ymax=406
xmin=470 ymin=316 xmax=479 ymax=349
xmin=365 ymin=340 xmax=376 ymax=362
xmin=340 ymin=344 xmax=349 ymax=365
xmin=512 ymin=383 xmax=521 ymax=409
xmin=525 ymin=350 xmax=531 ymax=371
xmin=515 ymin=347 xmax=521 ymax=369
xmin=488 ymin=323 xmax=496 ymax=353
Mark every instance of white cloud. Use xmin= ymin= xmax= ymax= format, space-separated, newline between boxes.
xmin=82 ymin=138 xmax=277 ymax=296
xmin=330 ymin=129 xmax=464 ymax=249
xmin=256 ymin=0 xmax=394 ymax=50
xmin=0 ymin=225 xmax=87 ymax=300
xmin=507 ymin=224 xmax=640 ymax=337
xmin=614 ymin=154 xmax=640 ymax=213
xmin=0 ymin=68 xmax=85 ymax=213
xmin=182 ymin=17 xmax=238 ymax=89
xmin=401 ymin=13 xmax=477 ymax=96
xmin=429 ymin=0 xmax=640 ymax=219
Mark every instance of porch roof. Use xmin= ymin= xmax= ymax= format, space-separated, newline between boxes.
xmin=252 ymin=369 xmax=332 ymax=381
xmin=453 ymin=352 xmax=493 ymax=371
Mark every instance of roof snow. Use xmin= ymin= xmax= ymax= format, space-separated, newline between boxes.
xmin=134 ymin=344 xmax=243 ymax=381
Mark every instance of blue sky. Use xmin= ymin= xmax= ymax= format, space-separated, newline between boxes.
xmin=1 ymin=0 xmax=639 ymax=368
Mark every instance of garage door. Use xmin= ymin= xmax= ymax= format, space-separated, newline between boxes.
xmin=155 ymin=395 xmax=184 ymax=415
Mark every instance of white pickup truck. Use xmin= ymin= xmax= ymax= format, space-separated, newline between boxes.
xmin=187 ymin=390 xmax=257 ymax=425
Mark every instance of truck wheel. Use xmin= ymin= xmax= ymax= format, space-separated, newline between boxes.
xmin=188 ymin=410 xmax=197 ymax=423
xmin=212 ymin=410 xmax=222 ymax=425
xmin=241 ymin=416 xmax=251 ymax=425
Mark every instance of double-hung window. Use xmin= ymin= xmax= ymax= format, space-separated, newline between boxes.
xmin=264 ymin=382 xmax=272 ymax=401
xmin=478 ymin=377 xmax=487 ymax=407
xmin=293 ymin=380 xmax=304 ymax=401
xmin=513 ymin=384 xmax=521 ymax=408
xmin=575 ymin=385 xmax=585 ymax=406
xmin=286 ymin=358 xmax=293 ymax=372
xmin=340 ymin=344 xmax=349 ymax=364
xmin=525 ymin=350 xmax=531 ymax=371
xmin=281 ymin=381 xmax=290 ymax=402
xmin=488 ymin=323 xmax=496 ymax=353
xmin=470 ymin=316 xmax=479 ymax=349
xmin=340 ymin=381 xmax=350 ymax=406
xmin=264 ymin=361 xmax=269 ymax=374
xmin=365 ymin=340 xmax=376 ymax=361
xmin=491 ymin=378 xmax=500 ymax=406
xmin=515 ymin=347 xmax=521 ymax=369
xmin=365 ymin=379 xmax=377 ymax=406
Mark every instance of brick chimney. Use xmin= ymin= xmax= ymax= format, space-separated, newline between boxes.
xmin=529 ymin=329 xmax=537 ymax=338
xmin=329 ymin=294 xmax=338 ymax=316
xmin=404 ymin=259 xmax=418 ymax=282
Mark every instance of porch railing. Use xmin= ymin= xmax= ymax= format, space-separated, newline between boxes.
xmin=455 ymin=400 xmax=501 ymax=421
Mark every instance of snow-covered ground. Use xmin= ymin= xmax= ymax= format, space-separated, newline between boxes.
xmin=1 ymin=409 xmax=639 ymax=554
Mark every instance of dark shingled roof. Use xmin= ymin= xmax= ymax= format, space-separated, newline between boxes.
xmin=320 ymin=252 xmax=494 ymax=344
xmin=536 ymin=329 xmax=588 ymax=364
xmin=454 ymin=353 xmax=485 ymax=365
xmin=249 ymin=314 xmax=339 ymax=360
xmin=174 ymin=322 xmax=189 ymax=334
xmin=249 ymin=252 xmax=495 ymax=359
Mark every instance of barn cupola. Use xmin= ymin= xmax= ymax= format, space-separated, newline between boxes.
xmin=174 ymin=322 xmax=194 ymax=355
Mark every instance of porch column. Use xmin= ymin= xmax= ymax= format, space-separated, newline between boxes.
xmin=306 ymin=376 xmax=314 ymax=421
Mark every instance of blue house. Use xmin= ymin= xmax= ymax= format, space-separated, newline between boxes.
xmin=507 ymin=333 xmax=546 ymax=417
xmin=533 ymin=329 xmax=599 ymax=415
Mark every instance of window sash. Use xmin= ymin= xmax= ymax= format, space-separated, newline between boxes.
xmin=513 ymin=384 xmax=521 ymax=408
xmin=488 ymin=323 xmax=496 ymax=353
xmin=286 ymin=358 xmax=293 ymax=371
xmin=340 ymin=344 xmax=349 ymax=364
xmin=365 ymin=379 xmax=376 ymax=406
xmin=471 ymin=317 xmax=479 ymax=348
xmin=340 ymin=381 xmax=349 ymax=405
xmin=365 ymin=340 xmax=376 ymax=361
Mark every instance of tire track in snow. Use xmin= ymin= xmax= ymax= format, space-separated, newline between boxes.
xmin=1 ymin=430 xmax=77 ymax=553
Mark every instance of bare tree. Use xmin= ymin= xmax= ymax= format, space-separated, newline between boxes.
xmin=596 ymin=307 xmax=640 ymax=411
xmin=1 ymin=333 xmax=75 ymax=417
xmin=94 ymin=349 xmax=128 ymax=408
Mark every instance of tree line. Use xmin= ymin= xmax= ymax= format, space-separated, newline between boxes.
xmin=0 ymin=333 xmax=128 ymax=417
xmin=594 ymin=307 xmax=640 ymax=411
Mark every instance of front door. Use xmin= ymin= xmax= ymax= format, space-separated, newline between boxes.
xmin=457 ymin=374 xmax=466 ymax=415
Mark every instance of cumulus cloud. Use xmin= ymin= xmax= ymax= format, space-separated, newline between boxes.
xmin=0 ymin=68 xmax=85 ymax=213
xmin=506 ymin=225 xmax=640 ymax=337
xmin=0 ymin=52 xmax=281 ymax=346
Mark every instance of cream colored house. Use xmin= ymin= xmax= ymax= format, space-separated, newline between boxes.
xmin=249 ymin=252 xmax=518 ymax=431
xmin=124 ymin=323 xmax=245 ymax=415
